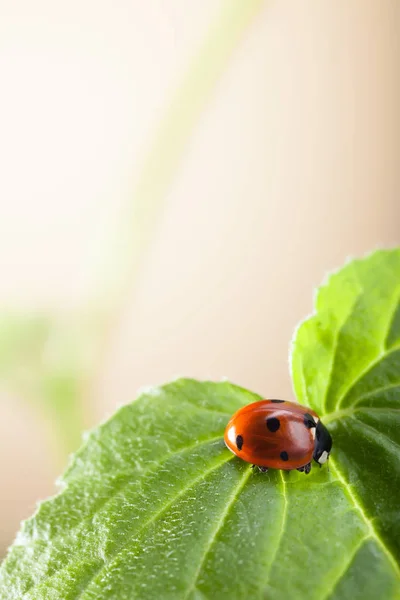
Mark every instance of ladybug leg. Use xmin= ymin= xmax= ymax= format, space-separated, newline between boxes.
xmin=252 ymin=465 xmax=268 ymax=473
xmin=297 ymin=463 xmax=312 ymax=474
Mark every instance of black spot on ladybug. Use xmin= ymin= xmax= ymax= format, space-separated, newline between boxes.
xmin=271 ymin=399 xmax=285 ymax=403
xmin=303 ymin=413 xmax=316 ymax=429
xmin=236 ymin=435 xmax=243 ymax=450
xmin=280 ymin=451 xmax=289 ymax=461
xmin=266 ymin=417 xmax=280 ymax=432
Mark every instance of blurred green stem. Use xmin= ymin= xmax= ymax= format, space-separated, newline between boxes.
xmin=0 ymin=1 xmax=265 ymax=464
xmin=94 ymin=0 xmax=265 ymax=314
xmin=84 ymin=0 xmax=265 ymax=437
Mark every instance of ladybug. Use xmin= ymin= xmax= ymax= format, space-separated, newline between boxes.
xmin=224 ymin=399 xmax=332 ymax=474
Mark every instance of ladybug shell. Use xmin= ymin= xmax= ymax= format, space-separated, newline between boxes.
xmin=224 ymin=400 xmax=319 ymax=470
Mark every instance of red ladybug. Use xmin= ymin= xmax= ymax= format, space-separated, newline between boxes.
xmin=224 ymin=399 xmax=332 ymax=474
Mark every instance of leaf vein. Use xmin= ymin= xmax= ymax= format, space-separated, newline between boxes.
xmin=348 ymin=417 xmax=400 ymax=454
xmin=19 ymin=435 xmax=227 ymax=597
xmin=384 ymin=292 xmax=400 ymax=350
xmin=182 ymin=465 xmax=253 ymax=600
xmin=330 ymin=458 xmax=400 ymax=581
xmin=322 ymin=292 xmax=362 ymax=413
xmin=334 ymin=345 xmax=400 ymax=411
xmin=262 ymin=471 xmax=288 ymax=592
xmin=353 ymin=382 xmax=400 ymax=406
xmin=321 ymin=534 xmax=372 ymax=600
xmin=322 ymin=407 xmax=400 ymax=425
xmin=77 ymin=454 xmax=236 ymax=598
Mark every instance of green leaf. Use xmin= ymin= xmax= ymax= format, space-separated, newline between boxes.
xmin=291 ymin=248 xmax=400 ymax=597
xmin=1 ymin=249 xmax=400 ymax=599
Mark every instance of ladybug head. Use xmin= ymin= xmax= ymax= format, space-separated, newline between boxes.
xmin=313 ymin=420 xmax=333 ymax=466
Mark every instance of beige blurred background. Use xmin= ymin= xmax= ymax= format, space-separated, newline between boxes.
xmin=0 ymin=0 xmax=399 ymax=558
